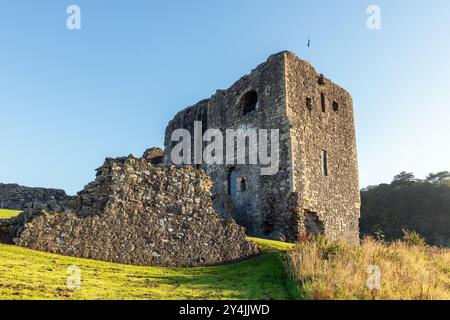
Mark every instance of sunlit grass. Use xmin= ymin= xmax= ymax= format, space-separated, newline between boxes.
xmin=0 ymin=237 xmax=300 ymax=300
xmin=0 ymin=209 xmax=21 ymax=219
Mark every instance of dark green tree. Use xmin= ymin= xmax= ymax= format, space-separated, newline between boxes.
xmin=425 ymin=171 xmax=450 ymax=185
xmin=392 ymin=172 xmax=416 ymax=184
xmin=360 ymin=171 xmax=450 ymax=247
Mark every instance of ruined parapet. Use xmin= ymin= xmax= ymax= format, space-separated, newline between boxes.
xmin=0 ymin=183 xmax=71 ymax=211
xmin=142 ymin=147 xmax=164 ymax=165
xmin=10 ymin=155 xmax=258 ymax=267
xmin=0 ymin=196 xmax=71 ymax=244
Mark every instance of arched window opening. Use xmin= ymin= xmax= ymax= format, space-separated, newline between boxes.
xmin=240 ymin=90 xmax=258 ymax=115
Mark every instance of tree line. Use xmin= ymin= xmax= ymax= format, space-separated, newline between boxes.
xmin=360 ymin=171 xmax=450 ymax=247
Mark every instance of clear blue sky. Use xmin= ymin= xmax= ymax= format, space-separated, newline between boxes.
xmin=1 ymin=0 xmax=449 ymax=195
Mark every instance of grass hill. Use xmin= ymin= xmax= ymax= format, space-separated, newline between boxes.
xmin=2 ymin=209 xmax=449 ymax=300
xmin=0 ymin=209 xmax=299 ymax=300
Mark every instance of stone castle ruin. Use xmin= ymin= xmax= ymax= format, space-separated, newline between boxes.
xmin=0 ymin=51 xmax=360 ymax=266
xmin=164 ymin=51 xmax=360 ymax=243
xmin=1 ymin=152 xmax=258 ymax=266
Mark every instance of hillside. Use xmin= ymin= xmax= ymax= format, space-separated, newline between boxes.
xmin=0 ymin=209 xmax=299 ymax=300
xmin=2 ymin=208 xmax=450 ymax=300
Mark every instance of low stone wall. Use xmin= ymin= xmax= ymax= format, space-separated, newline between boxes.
xmin=0 ymin=183 xmax=70 ymax=210
xmin=10 ymin=155 xmax=258 ymax=267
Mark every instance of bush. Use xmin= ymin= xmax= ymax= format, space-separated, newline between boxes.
xmin=402 ymin=229 xmax=426 ymax=247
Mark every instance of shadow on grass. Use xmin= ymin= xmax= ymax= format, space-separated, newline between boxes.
xmin=132 ymin=250 xmax=302 ymax=300
xmin=0 ymin=236 xmax=303 ymax=300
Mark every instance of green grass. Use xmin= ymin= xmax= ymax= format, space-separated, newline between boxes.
xmin=0 ymin=209 xmax=21 ymax=219
xmin=0 ymin=237 xmax=300 ymax=300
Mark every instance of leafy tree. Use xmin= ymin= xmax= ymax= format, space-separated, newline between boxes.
xmin=360 ymin=171 xmax=450 ymax=247
xmin=425 ymin=171 xmax=450 ymax=185
xmin=392 ymin=172 xmax=416 ymax=184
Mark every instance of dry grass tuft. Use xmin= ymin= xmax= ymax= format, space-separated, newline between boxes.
xmin=287 ymin=237 xmax=450 ymax=300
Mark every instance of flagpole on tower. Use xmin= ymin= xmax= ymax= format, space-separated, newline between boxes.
xmin=307 ymin=37 xmax=311 ymax=62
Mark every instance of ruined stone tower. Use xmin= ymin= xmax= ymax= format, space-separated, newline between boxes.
xmin=164 ymin=51 xmax=360 ymax=243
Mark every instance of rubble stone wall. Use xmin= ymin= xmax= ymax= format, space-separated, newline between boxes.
xmin=12 ymin=156 xmax=258 ymax=267
xmin=0 ymin=183 xmax=70 ymax=210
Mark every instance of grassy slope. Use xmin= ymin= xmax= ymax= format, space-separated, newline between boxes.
xmin=0 ymin=209 xmax=22 ymax=219
xmin=288 ymin=237 xmax=450 ymax=300
xmin=0 ymin=226 xmax=299 ymax=300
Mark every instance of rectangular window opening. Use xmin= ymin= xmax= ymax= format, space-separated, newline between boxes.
xmin=306 ymin=97 xmax=313 ymax=111
xmin=321 ymin=93 xmax=326 ymax=113
xmin=228 ymin=167 xmax=237 ymax=196
xmin=321 ymin=150 xmax=328 ymax=176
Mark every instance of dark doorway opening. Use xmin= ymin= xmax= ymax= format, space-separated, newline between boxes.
xmin=304 ymin=210 xmax=325 ymax=238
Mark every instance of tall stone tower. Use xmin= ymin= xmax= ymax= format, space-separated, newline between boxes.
xmin=164 ymin=51 xmax=360 ymax=243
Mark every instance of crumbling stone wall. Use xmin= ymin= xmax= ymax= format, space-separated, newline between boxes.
xmin=142 ymin=147 xmax=164 ymax=164
xmin=0 ymin=197 xmax=72 ymax=244
xmin=164 ymin=51 xmax=360 ymax=243
xmin=0 ymin=183 xmax=70 ymax=210
xmin=7 ymin=155 xmax=258 ymax=267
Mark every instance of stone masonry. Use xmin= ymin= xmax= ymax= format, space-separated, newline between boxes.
xmin=2 ymin=152 xmax=258 ymax=267
xmin=0 ymin=183 xmax=71 ymax=211
xmin=164 ymin=51 xmax=360 ymax=243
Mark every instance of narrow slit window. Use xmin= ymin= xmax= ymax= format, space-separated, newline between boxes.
xmin=321 ymin=93 xmax=326 ymax=113
xmin=197 ymin=111 xmax=208 ymax=134
xmin=228 ymin=167 xmax=237 ymax=196
xmin=306 ymin=97 xmax=313 ymax=111
xmin=239 ymin=177 xmax=247 ymax=192
xmin=321 ymin=150 xmax=328 ymax=176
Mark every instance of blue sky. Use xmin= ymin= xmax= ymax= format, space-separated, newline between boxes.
xmin=0 ymin=0 xmax=449 ymax=195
